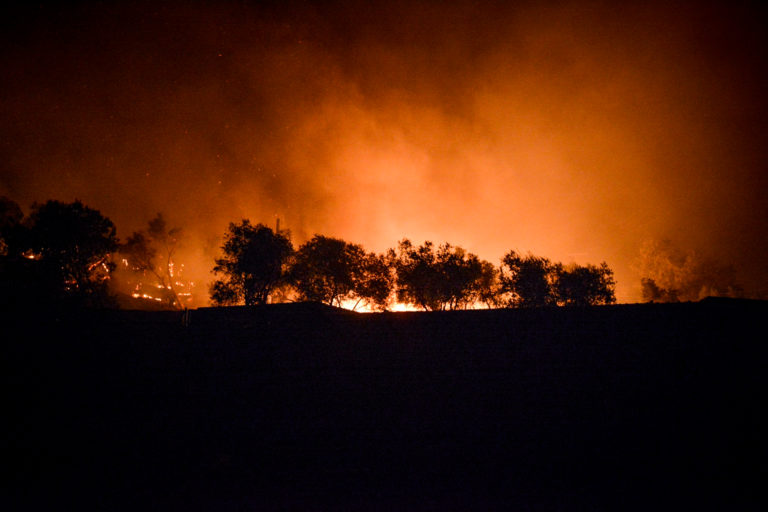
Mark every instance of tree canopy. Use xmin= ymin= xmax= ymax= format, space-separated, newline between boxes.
xmin=290 ymin=235 xmax=367 ymax=307
xmin=352 ymin=252 xmax=395 ymax=311
xmin=24 ymin=199 xmax=118 ymax=306
xmin=554 ymin=262 xmax=616 ymax=306
xmin=499 ymin=250 xmax=615 ymax=307
xmin=499 ymin=251 xmax=557 ymax=308
xmin=211 ymin=220 xmax=294 ymax=306
xmin=392 ymin=239 xmax=492 ymax=311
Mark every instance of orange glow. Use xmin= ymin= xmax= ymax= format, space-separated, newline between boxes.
xmin=339 ymin=298 xmax=370 ymax=313
xmin=389 ymin=302 xmax=421 ymax=313
xmin=3 ymin=2 xmax=767 ymax=304
xmin=119 ymin=259 xmax=196 ymax=308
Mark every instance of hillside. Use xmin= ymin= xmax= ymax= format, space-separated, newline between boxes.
xmin=5 ymin=299 xmax=766 ymax=510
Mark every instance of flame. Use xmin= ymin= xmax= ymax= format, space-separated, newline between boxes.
xmin=389 ymin=302 xmax=420 ymax=313
xmin=338 ymin=297 xmax=421 ymax=313
xmin=122 ymin=256 xmax=197 ymax=308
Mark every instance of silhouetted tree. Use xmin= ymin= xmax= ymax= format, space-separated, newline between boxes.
xmin=290 ymin=235 xmax=366 ymax=307
xmin=390 ymin=240 xmax=441 ymax=311
xmin=352 ymin=252 xmax=395 ymax=311
xmin=119 ymin=213 xmax=184 ymax=308
xmin=499 ymin=251 xmax=556 ymax=308
xmin=25 ymin=199 xmax=118 ymax=306
xmin=392 ymin=239 xmax=486 ymax=311
xmin=211 ymin=220 xmax=294 ymax=306
xmin=554 ymin=262 xmax=616 ymax=306
xmin=209 ymin=279 xmax=240 ymax=306
xmin=473 ymin=260 xmax=501 ymax=308
xmin=437 ymin=243 xmax=486 ymax=310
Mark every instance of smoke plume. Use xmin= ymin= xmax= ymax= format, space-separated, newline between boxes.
xmin=2 ymin=1 xmax=767 ymax=304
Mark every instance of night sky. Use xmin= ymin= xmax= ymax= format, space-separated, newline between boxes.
xmin=2 ymin=0 xmax=767 ymax=303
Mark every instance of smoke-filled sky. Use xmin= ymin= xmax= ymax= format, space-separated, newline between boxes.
xmin=2 ymin=0 xmax=767 ymax=303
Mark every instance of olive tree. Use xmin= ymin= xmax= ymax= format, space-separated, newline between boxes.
xmin=210 ymin=220 xmax=294 ymax=305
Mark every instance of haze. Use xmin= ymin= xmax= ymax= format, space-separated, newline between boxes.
xmin=2 ymin=0 xmax=766 ymax=304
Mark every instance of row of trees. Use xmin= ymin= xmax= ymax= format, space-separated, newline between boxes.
xmin=1 ymin=195 xmax=616 ymax=311
xmin=210 ymin=220 xmax=617 ymax=311
xmin=210 ymin=221 xmax=396 ymax=310
xmin=11 ymin=195 xmax=753 ymax=311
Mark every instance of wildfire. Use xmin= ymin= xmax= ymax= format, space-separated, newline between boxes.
xmin=125 ymin=259 xmax=196 ymax=308
xmin=389 ymin=302 xmax=421 ymax=312
xmin=338 ymin=298 xmax=420 ymax=313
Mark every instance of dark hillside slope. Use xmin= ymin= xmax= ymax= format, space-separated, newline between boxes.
xmin=5 ymin=300 xmax=766 ymax=510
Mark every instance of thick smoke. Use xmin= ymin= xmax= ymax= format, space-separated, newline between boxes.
xmin=2 ymin=1 xmax=767 ymax=304
xmin=636 ymin=239 xmax=743 ymax=302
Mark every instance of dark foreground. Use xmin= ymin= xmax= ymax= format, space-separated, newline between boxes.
xmin=4 ymin=299 xmax=766 ymax=510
